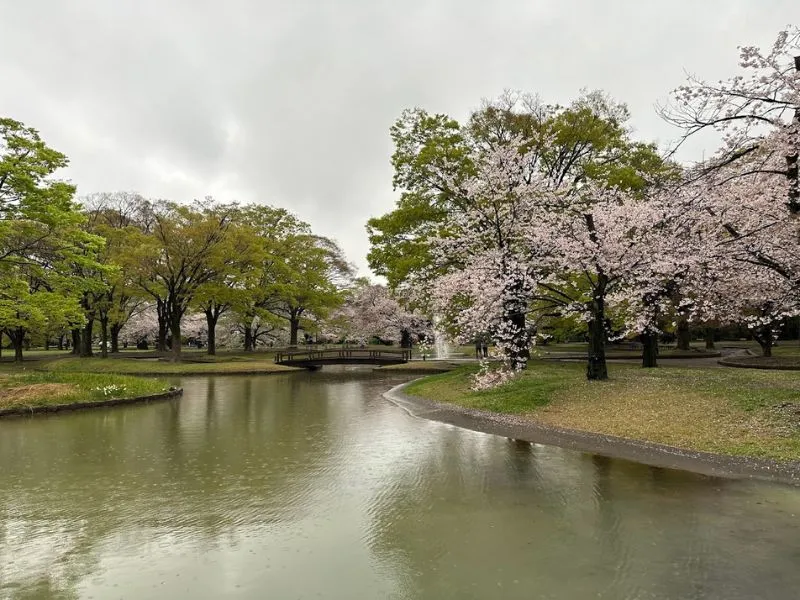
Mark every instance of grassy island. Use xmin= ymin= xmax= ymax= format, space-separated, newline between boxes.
xmin=0 ymin=370 xmax=172 ymax=414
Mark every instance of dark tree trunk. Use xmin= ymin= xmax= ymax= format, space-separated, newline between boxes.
xmin=500 ymin=277 xmax=530 ymax=370
xmin=705 ymin=328 xmax=716 ymax=350
xmin=9 ymin=327 xmax=25 ymax=363
xmin=111 ymin=324 xmax=122 ymax=354
xmin=243 ymin=326 xmax=254 ymax=352
xmin=641 ymin=332 xmax=659 ymax=368
xmin=205 ymin=309 xmax=218 ymax=356
xmin=100 ymin=317 xmax=109 ymax=359
xmin=157 ymin=320 xmax=168 ymax=353
xmin=586 ymin=285 xmax=608 ymax=381
xmin=504 ymin=310 xmax=530 ymax=371
xmin=58 ymin=334 xmax=64 ymax=351
xmin=289 ymin=317 xmax=300 ymax=347
xmin=786 ymin=56 xmax=799 ymax=213
xmin=44 ymin=337 xmax=50 ymax=351
xmin=156 ymin=299 xmax=168 ymax=353
xmin=71 ymin=329 xmax=81 ymax=355
xmin=170 ymin=315 xmax=182 ymax=361
xmin=756 ymin=326 xmax=774 ymax=357
xmin=400 ymin=329 xmax=412 ymax=349
xmin=676 ymin=319 xmax=691 ymax=351
xmin=81 ymin=320 xmax=94 ymax=358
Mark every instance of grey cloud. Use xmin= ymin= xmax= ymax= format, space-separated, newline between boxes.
xmin=0 ymin=0 xmax=794 ymax=273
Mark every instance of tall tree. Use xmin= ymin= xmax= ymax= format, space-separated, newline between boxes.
xmin=126 ymin=200 xmax=233 ymax=361
xmin=268 ymin=234 xmax=354 ymax=346
xmin=0 ymin=117 xmax=103 ymax=361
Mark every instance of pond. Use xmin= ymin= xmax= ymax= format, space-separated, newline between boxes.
xmin=1 ymin=368 xmax=799 ymax=599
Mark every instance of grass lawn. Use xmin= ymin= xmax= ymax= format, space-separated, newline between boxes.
xmin=0 ymin=371 xmax=170 ymax=411
xmin=406 ymin=361 xmax=800 ymax=461
xmin=39 ymin=356 xmax=298 ymax=375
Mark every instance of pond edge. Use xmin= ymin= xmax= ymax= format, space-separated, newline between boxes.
xmin=0 ymin=388 xmax=184 ymax=419
xmin=383 ymin=380 xmax=800 ymax=487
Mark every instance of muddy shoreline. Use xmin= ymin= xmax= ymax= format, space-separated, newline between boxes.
xmin=384 ymin=381 xmax=800 ymax=486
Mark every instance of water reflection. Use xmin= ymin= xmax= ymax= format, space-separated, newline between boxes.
xmin=0 ymin=368 xmax=799 ymax=599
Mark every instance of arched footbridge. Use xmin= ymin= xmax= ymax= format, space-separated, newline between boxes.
xmin=274 ymin=348 xmax=411 ymax=369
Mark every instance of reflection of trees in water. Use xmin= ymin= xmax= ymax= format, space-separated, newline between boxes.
xmin=0 ymin=374 xmax=343 ymax=598
xmin=362 ymin=434 xmax=800 ymax=599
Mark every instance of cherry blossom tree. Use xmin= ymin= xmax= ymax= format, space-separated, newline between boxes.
xmin=691 ymin=257 xmax=800 ymax=357
xmin=119 ymin=303 xmax=159 ymax=349
xmin=428 ymin=140 xmax=550 ymax=370
xmin=528 ymin=181 xmax=663 ymax=379
xmin=325 ymin=282 xmax=429 ymax=346
xmin=662 ymin=26 xmax=799 ymax=211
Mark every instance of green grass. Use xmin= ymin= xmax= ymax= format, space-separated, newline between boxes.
xmin=375 ymin=360 xmax=459 ymax=373
xmin=406 ymin=361 xmax=800 ymax=461
xmin=0 ymin=371 xmax=170 ymax=411
xmin=39 ymin=356 xmax=298 ymax=375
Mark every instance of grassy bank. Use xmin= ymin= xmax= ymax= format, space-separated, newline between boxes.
xmin=0 ymin=371 xmax=171 ymax=412
xmin=406 ymin=362 xmax=800 ymax=461
xmin=38 ymin=356 xmax=298 ymax=375
xmin=375 ymin=360 xmax=460 ymax=373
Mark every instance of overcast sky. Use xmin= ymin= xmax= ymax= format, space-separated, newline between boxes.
xmin=0 ymin=1 xmax=794 ymax=275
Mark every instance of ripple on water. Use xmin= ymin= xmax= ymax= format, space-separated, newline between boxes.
xmin=1 ymin=372 xmax=800 ymax=599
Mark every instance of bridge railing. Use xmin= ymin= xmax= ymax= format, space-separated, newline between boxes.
xmin=274 ymin=348 xmax=412 ymax=364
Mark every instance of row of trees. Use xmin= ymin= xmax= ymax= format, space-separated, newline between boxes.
xmin=367 ymin=26 xmax=800 ymax=382
xmin=0 ymin=120 xmax=368 ymax=362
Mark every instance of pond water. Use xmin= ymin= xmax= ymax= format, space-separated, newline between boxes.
xmin=1 ymin=368 xmax=800 ymax=599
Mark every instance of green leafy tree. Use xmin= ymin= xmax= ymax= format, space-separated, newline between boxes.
xmin=125 ymin=200 xmax=233 ymax=361
xmin=267 ymin=234 xmax=354 ymax=346
xmin=0 ymin=117 xmax=104 ymax=361
xmin=193 ymin=219 xmax=262 ymax=355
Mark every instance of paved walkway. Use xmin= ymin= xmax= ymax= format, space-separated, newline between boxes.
xmin=545 ymin=348 xmax=750 ymax=369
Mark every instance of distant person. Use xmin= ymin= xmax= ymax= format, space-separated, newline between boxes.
xmin=481 ymin=341 xmax=488 ymax=359
xmin=475 ymin=340 xmax=482 ymax=359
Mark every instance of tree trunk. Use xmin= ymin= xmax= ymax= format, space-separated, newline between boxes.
xmin=499 ymin=278 xmax=530 ymax=370
xmin=289 ymin=318 xmax=300 ymax=347
xmin=58 ymin=334 xmax=64 ymax=351
xmin=705 ymin=328 xmax=716 ymax=350
xmin=157 ymin=320 xmax=168 ymax=353
xmin=44 ymin=337 xmax=50 ymax=351
xmin=641 ymin=331 xmax=658 ymax=368
xmin=156 ymin=299 xmax=168 ymax=352
xmin=504 ymin=310 xmax=530 ymax=371
xmin=100 ymin=317 xmax=109 ymax=359
xmin=81 ymin=320 xmax=94 ymax=358
xmin=400 ymin=329 xmax=412 ymax=349
xmin=205 ymin=310 xmax=218 ymax=356
xmin=71 ymin=329 xmax=81 ymax=355
xmin=111 ymin=324 xmax=122 ymax=354
xmin=587 ymin=287 xmax=608 ymax=381
xmin=244 ymin=326 xmax=254 ymax=352
xmin=170 ymin=315 xmax=182 ymax=361
xmin=10 ymin=327 xmax=25 ymax=363
xmin=676 ymin=319 xmax=691 ymax=351
xmin=786 ymin=56 xmax=799 ymax=213
xmin=756 ymin=326 xmax=774 ymax=357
